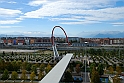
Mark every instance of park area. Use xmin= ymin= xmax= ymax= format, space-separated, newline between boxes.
xmin=0 ymin=48 xmax=124 ymax=83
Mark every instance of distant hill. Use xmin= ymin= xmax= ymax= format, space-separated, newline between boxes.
xmin=0 ymin=31 xmax=124 ymax=38
xmin=93 ymin=31 xmax=124 ymax=38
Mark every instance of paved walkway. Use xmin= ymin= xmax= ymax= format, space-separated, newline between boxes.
xmin=82 ymin=72 xmax=90 ymax=83
xmin=0 ymin=49 xmax=38 ymax=53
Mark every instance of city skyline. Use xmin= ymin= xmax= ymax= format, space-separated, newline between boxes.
xmin=0 ymin=0 xmax=124 ymax=37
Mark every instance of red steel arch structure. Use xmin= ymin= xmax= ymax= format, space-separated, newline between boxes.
xmin=51 ymin=26 xmax=69 ymax=46
xmin=39 ymin=26 xmax=73 ymax=83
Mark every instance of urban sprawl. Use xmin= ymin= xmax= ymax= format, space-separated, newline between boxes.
xmin=0 ymin=37 xmax=124 ymax=83
xmin=0 ymin=37 xmax=124 ymax=48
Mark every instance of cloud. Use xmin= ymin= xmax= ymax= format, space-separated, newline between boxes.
xmin=0 ymin=20 xmax=21 ymax=24
xmin=1 ymin=0 xmax=123 ymax=25
xmin=0 ymin=8 xmax=22 ymax=17
xmin=22 ymin=31 xmax=50 ymax=37
xmin=0 ymin=8 xmax=23 ymax=24
xmin=0 ymin=30 xmax=50 ymax=37
xmin=28 ymin=0 xmax=118 ymax=8
xmin=50 ymin=17 xmax=84 ymax=21
xmin=111 ymin=22 xmax=124 ymax=25
xmin=23 ymin=31 xmax=42 ymax=34
xmin=22 ymin=0 xmax=124 ymax=25
xmin=111 ymin=22 xmax=124 ymax=26
xmin=7 ymin=1 xmax=17 ymax=4
xmin=0 ymin=26 xmax=22 ymax=28
xmin=0 ymin=1 xmax=17 ymax=4
xmin=60 ymin=21 xmax=101 ymax=25
xmin=28 ymin=0 xmax=50 ymax=6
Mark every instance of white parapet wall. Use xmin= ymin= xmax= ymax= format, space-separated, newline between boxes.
xmin=39 ymin=53 xmax=73 ymax=83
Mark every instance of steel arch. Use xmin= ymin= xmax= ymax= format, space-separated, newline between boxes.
xmin=51 ymin=26 xmax=69 ymax=45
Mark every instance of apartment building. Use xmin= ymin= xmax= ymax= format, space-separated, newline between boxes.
xmin=0 ymin=37 xmax=124 ymax=47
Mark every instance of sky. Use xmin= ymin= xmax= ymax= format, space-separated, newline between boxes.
xmin=0 ymin=0 xmax=124 ymax=37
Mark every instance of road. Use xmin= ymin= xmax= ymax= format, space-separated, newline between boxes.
xmin=0 ymin=49 xmax=38 ymax=53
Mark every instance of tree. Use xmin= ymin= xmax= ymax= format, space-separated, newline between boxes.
xmin=45 ymin=63 xmax=52 ymax=74
xmin=113 ymin=75 xmax=121 ymax=83
xmin=64 ymin=71 xmax=73 ymax=82
xmin=89 ymin=48 xmax=96 ymax=55
xmin=75 ymin=64 xmax=80 ymax=74
xmin=74 ymin=52 xmax=77 ymax=58
xmin=3 ymin=51 xmax=5 ymax=55
xmin=116 ymin=66 xmax=121 ymax=75
xmin=91 ymin=68 xmax=100 ymax=83
xmin=69 ymin=64 xmax=74 ymax=73
xmin=5 ymin=62 xmax=11 ymax=71
xmin=11 ymin=61 xmax=20 ymax=71
xmin=97 ymin=49 xmax=102 ymax=55
xmin=102 ymin=48 xmax=106 ymax=56
xmin=1 ymin=69 xmax=9 ymax=81
xmin=64 ymin=51 xmax=67 ymax=55
xmin=11 ymin=51 xmax=14 ymax=56
xmin=11 ymin=71 xmax=18 ymax=83
xmin=38 ymin=71 xmax=44 ymax=80
xmin=97 ymin=63 xmax=104 ymax=75
xmin=14 ymin=52 xmax=17 ymax=55
xmin=0 ymin=60 xmax=6 ymax=71
xmin=21 ymin=70 xmax=27 ymax=82
xmin=90 ymin=63 xmax=96 ymax=74
xmin=108 ymin=66 xmax=114 ymax=74
xmin=26 ymin=63 xmax=31 ymax=71
xmin=39 ymin=63 xmax=45 ymax=72
xmin=31 ymin=65 xmax=37 ymax=75
xmin=21 ymin=62 xmax=28 ymax=70
xmin=16 ymin=61 xmax=21 ymax=70
xmin=30 ymin=71 xmax=36 ymax=83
